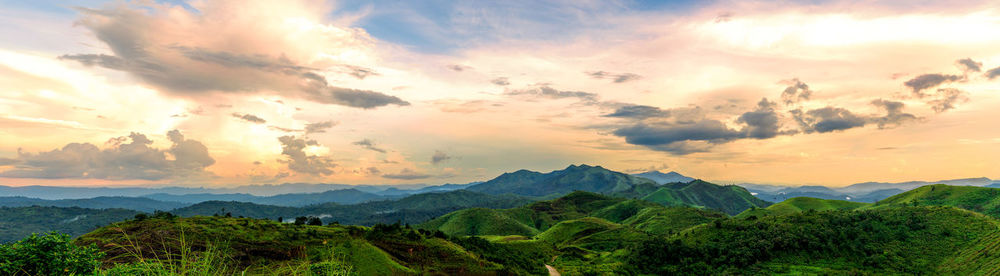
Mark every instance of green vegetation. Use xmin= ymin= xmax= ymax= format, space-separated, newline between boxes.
xmin=0 ymin=232 xmax=103 ymax=275
xmin=638 ymin=180 xmax=771 ymax=215
xmin=466 ymin=164 xmax=655 ymax=197
xmin=869 ymin=184 xmax=1000 ymax=217
xmin=736 ymin=197 xmax=869 ymax=218
xmin=627 ymin=207 xmax=999 ymax=274
xmin=0 ymin=206 xmax=139 ymax=242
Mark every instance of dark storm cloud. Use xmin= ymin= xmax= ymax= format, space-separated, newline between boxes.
xmin=59 ymin=6 xmax=408 ymax=109
xmin=587 ymin=71 xmax=642 ymax=83
xmin=352 ymin=139 xmax=386 ymax=153
xmin=986 ymin=66 xmax=1000 ymax=80
xmin=780 ymin=78 xmax=812 ymax=105
xmin=956 ymin=58 xmax=982 ymax=72
xmin=604 ymin=105 xmax=670 ymax=120
xmin=491 ymin=77 xmax=511 ymax=86
xmin=231 ymin=113 xmax=266 ymax=124
xmin=277 ymin=136 xmax=336 ymax=175
xmin=870 ymin=99 xmax=919 ymax=129
xmin=903 ymin=74 xmax=962 ymax=95
xmin=382 ymin=168 xmax=431 ymax=180
xmin=431 ymin=150 xmax=452 ymax=165
xmin=612 ymin=120 xmax=743 ymax=150
xmin=304 ymin=121 xmax=336 ymax=134
xmin=0 ymin=131 xmax=214 ymax=180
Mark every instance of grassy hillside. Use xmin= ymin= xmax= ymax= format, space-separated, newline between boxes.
xmin=640 ymin=180 xmax=771 ymax=215
xmin=418 ymin=208 xmax=539 ymax=236
xmin=0 ymin=206 xmax=139 ymax=242
xmin=74 ymin=216 xmax=512 ymax=275
xmin=626 ymin=206 xmax=1000 ymax=274
xmin=736 ymin=197 xmax=869 ymax=218
xmin=869 ymin=184 xmax=1000 ymax=217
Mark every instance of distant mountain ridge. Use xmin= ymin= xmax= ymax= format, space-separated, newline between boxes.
xmin=739 ymin=177 xmax=995 ymax=203
xmin=0 ymin=181 xmax=478 ymax=200
xmin=632 ymin=171 xmax=695 ymax=184
xmin=466 ymin=164 xmax=654 ymax=197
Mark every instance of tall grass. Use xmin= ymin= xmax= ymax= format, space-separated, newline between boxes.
xmin=93 ymin=225 xmax=355 ymax=276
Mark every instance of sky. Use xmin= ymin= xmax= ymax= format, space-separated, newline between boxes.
xmin=1 ymin=0 xmax=999 ymax=188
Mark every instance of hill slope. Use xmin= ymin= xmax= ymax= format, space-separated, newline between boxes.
xmin=869 ymin=184 xmax=1000 ymax=217
xmin=0 ymin=206 xmax=139 ymax=242
xmin=0 ymin=196 xmax=187 ymax=212
xmin=632 ymin=171 xmax=694 ymax=184
xmin=736 ymin=197 xmax=868 ymax=218
xmin=639 ymin=180 xmax=771 ymax=215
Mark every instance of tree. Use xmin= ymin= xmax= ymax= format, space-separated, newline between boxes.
xmin=0 ymin=232 xmax=104 ymax=276
xmin=307 ymin=217 xmax=323 ymax=226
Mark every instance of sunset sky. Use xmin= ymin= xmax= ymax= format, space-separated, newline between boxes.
xmin=1 ymin=0 xmax=999 ymax=188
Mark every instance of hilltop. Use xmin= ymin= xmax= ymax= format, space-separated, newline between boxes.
xmin=736 ymin=197 xmax=868 ymax=218
xmin=466 ymin=164 xmax=655 ymax=197
xmin=632 ymin=171 xmax=695 ymax=184
xmin=868 ymin=184 xmax=1000 ymax=217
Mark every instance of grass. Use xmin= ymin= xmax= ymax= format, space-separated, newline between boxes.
xmin=868 ymin=184 xmax=1000 ymax=217
xmin=735 ymin=197 xmax=869 ymax=218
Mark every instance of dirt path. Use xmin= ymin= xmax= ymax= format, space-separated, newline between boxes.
xmin=545 ymin=265 xmax=560 ymax=276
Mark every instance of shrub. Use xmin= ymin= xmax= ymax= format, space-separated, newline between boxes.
xmin=0 ymin=232 xmax=104 ymax=276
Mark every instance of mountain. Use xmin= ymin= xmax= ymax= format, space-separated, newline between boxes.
xmin=735 ymin=197 xmax=868 ymax=218
xmin=144 ymin=188 xmax=388 ymax=206
xmin=0 ymin=196 xmax=186 ymax=212
xmin=0 ymin=206 xmax=139 ymax=242
xmin=839 ymin=177 xmax=993 ymax=194
xmin=868 ymin=184 xmax=1000 ymax=217
xmin=632 ymin=171 xmax=695 ymax=184
xmin=169 ymin=190 xmax=534 ymax=226
xmin=0 ymin=182 xmax=474 ymax=200
xmin=637 ymin=180 xmax=771 ymax=215
xmin=466 ymin=164 xmax=655 ymax=197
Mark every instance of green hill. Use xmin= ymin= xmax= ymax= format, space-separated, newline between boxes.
xmin=535 ymin=217 xmax=619 ymax=246
xmin=626 ymin=206 xmax=1000 ymax=275
xmin=736 ymin=197 xmax=869 ymax=218
xmin=640 ymin=180 xmax=771 ymax=215
xmin=74 ymin=216 xmax=510 ymax=275
xmin=466 ymin=164 xmax=655 ymax=197
xmin=418 ymin=208 xmax=539 ymax=236
xmin=869 ymin=184 xmax=1000 ymax=217
xmin=0 ymin=196 xmax=187 ymax=212
xmin=0 ymin=206 xmax=139 ymax=242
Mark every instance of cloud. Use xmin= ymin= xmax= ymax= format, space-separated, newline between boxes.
xmin=986 ymin=66 xmax=1000 ymax=80
xmin=956 ymin=58 xmax=982 ymax=72
xmin=305 ymin=121 xmax=336 ymax=134
xmin=277 ymin=135 xmax=336 ymax=175
xmin=737 ymin=98 xmax=790 ymax=139
xmin=431 ymin=150 xmax=452 ymax=165
xmin=927 ymin=88 xmax=968 ymax=113
xmin=59 ymin=2 xmax=409 ymax=109
xmin=447 ymin=64 xmax=471 ymax=72
xmin=341 ymin=65 xmax=379 ymax=80
xmin=0 ymin=130 xmax=214 ymax=180
xmin=231 ymin=113 xmax=266 ymax=124
xmin=0 ymin=158 xmax=21 ymax=166
xmin=490 ymin=77 xmax=510 ymax=86
xmin=791 ymin=107 xmax=868 ymax=133
xmin=612 ymin=120 xmax=744 ymax=154
xmin=903 ymin=74 xmax=962 ymax=95
xmin=604 ymin=105 xmax=670 ymax=120
xmin=870 ymin=99 xmax=919 ymax=128
xmin=364 ymin=167 xmax=380 ymax=175
xmin=779 ymin=78 xmax=812 ymax=105
xmin=505 ymin=86 xmax=599 ymax=103
xmin=381 ymin=168 xmax=431 ymax=180
xmin=269 ymin=126 xmax=301 ymax=133
xmin=587 ymin=71 xmax=641 ymax=83
xmin=352 ymin=139 xmax=386 ymax=153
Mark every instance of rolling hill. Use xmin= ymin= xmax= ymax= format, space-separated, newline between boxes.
xmin=639 ymin=180 xmax=771 ymax=215
xmin=736 ymin=197 xmax=868 ymax=218
xmin=143 ymin=188 xmax=388 ymax=206
xmin=0 ymin=206 xmax=140 ymax=242
xmin=868 ymin=184 xmax=1000 ymax=217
